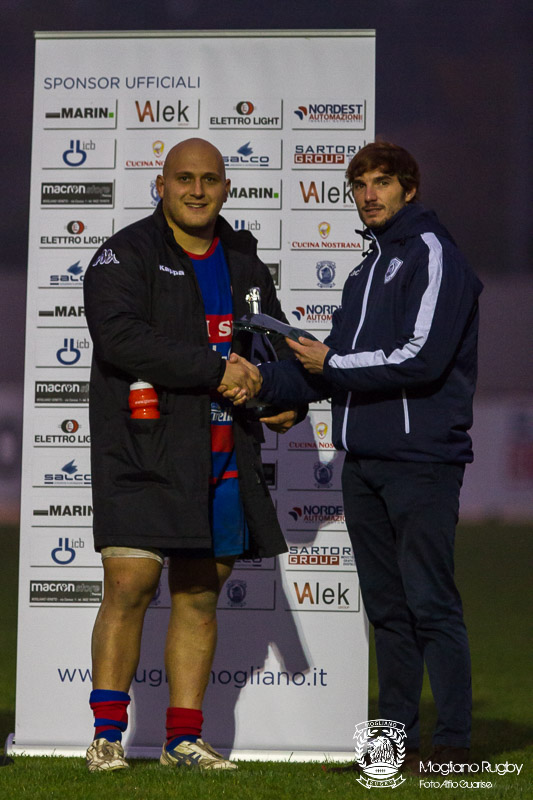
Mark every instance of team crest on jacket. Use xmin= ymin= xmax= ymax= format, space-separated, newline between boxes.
xmin=353 ymin=719 xmax=406 ymax=788
xmin=384 ymin=257 xmax=403 ymax=283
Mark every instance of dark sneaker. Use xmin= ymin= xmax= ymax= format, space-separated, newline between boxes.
xmin=86 ymin=738 xmax=129 ymax=772
xmin=160 ymin=738 xmax=237 ymax=770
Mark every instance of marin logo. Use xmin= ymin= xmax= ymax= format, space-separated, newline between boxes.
xmin=226 ymin=580 xmax=247 ymax=607
xmin=92 ymin=249 xmax=119 ymax=266
xmin=353 ymin=719 xmax=406 ymax=788
xmin=384 ymin=258 xmax=404 ymax=283
xmin=316 ymin=260 xmax=336 ymax=288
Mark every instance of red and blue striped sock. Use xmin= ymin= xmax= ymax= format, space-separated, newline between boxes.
xmin=90 ymin=689 xmax=130 ymax=743
xmin=166 ymin=707 xmax=203 ymax=750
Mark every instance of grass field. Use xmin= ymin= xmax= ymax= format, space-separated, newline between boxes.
xmin=0 ymin=522 xmax=531 ymax=798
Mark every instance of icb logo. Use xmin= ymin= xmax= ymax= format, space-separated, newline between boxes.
xmin=316 ymin=260 xmax=336 ymax=288
xmin=353 ymin=719 xmax=406 ymax=788
xmin=51 ymin=537 xmax=76 ymax=565
xmin=62 ymin=139 xmax=87 ymax=167
xmin=56 ymin=338 xmax=81 ymax=365
xmin=226 ymin=579 xmax=247 ymax=607
xmin=314 ymin=461 xmax=333 ymax=488
xmin=150 ymin=179 xmax=160 ymax=207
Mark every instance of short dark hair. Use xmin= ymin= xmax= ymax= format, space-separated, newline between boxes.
xmin=346 ymin=141 xmax=420 ymax=201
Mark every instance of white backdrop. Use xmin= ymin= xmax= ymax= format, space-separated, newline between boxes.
xmin=11 ymin=30 xmax=375 ymax=760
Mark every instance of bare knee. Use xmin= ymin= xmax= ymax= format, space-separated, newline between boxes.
xmin=102 ymin=558 xmax=161 ymax=613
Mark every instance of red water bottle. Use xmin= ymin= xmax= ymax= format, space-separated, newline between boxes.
xmin=129 ymin=380 xmax=160 ymax=419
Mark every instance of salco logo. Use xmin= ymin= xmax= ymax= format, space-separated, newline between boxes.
xmin=55 ymin=337 xmax=91 ymax=366
xmin=292 ymin=303 xmax=339 ymax=325
xmin=33 ymin=503 xmax=93 ymax=518
xmin=288 ymin=545 xmax=354 ymax=567
xmin=48 ymin=260 xmax=85 ymax=286
xmin=210 ymin=99 xmax=281 ymax=128
xmin=224 ymin=141 xmax=270 ymax=167
xmin=29 ymin=580 xmax=102 ymax=604
xmin=291 ymin=220 xmax=362 ymax=251
xmin=34 ymin=418 xmax=90 ymax=445
xmin=293 ymin=102 xmax=365 ymax=126
xmin=125 ymin=140 xmax=166 ymax=168
xmin=51 ymin=536 xmax=85 ymax=565
xmin=288 ymin=504 xmax=345 ymax=524
xmin=41 ymin=182 xmax=114 ymax=206
xmin=38 ymin=305 xmax=85 ymax=320
xmin=34 ymin=381 xmax=89 ymax=405
xmin=43 ymin=459 xmax=91 ymax=486
xmin=294 ymin=142 xmax=363 ymax=166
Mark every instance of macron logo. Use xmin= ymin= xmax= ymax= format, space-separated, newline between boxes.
xmin=159 ymin=264 xmax=185 ymax=277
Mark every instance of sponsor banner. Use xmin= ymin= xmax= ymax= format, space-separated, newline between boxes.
xmin=35 ymin=290 xmax=86 ymax=328
xmin=278 ymin=490 xmax=346 ymax=533
xmin=32 ymin=492 xmax=93 ymax=525
xmin=30 ymin=532 xmax=98 ymax=568
xmin=29 ymin=579 xmax=102 ymax=604
xmin=292 ymin=136 xmax=368 ymax=168
xmin=286 ymin=412 xmax=335 ymax=452
xmin=282 ymin=452 xmax=342 ymax=491
xmin=31 ymin=450 xmax=92 ymax=489
xmin=286 ymin=252 xmax=359 ymax=291
xmin=123 ymin=137 xmax=167 ymax=169
xmin=291 ymin=100 xmax=366 ymax=130
xmin=234 ymin=557 xmax=276 ymax=571
xmin=42 ymin=97 xmax=118 ymax=129
xmin=40 ymin=181 xmax=114 ymax=207
xmin=225 ymin=175 xmax=282 ymax=209
xmin=41 ymin=134 xmax=116 ymax=169
xmin=230 ymin=214 xmax=281 ymax=250
xmin=291 ymin=173 xmax=355 ymax=210
xmin=34 ymin=379 xmax=89 ymax=406
xmin=217 ymin=135 xmax=283 ymax=170
xmin=208 ymin=98 xmax=283 ymax=129
xmin=32 ymin=411 xmax=90 ymax=446
xmin=289 ymin=295 xmax=342 ymax=330
xmin=36 ymin=251 xmax=87 ymax=288
xmin=284 ymin=535 xmax=355 ymax=571
xmin=285 ymin=573 xmax=360 ymax=612
xmin=124 ymin=97 xmax=200 ymax=129
xmin=288 ymin=213 xmax=363 ymax=251
xmin=39 ymin=213 xmax=114 ymax=249
xmin=34 ymin=330 xmax=92 ymax=369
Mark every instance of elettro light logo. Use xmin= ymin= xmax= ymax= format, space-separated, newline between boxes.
xmin=353 ymin=719 xmax=406 ymax=788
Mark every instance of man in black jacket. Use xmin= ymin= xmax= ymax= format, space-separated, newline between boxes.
xmin=84 ymin=138 xmax=297 ymax=772
xmin=250 ymin=142 xmax=482 ymax=772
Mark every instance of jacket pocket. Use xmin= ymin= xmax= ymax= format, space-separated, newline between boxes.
xmin=112 ymin=417 xmax=172 ymax=485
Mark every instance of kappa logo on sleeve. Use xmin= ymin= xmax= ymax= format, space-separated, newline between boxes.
xmin=92 ymin=249 xmax=119 ymax=266
xmin=159 ymin=264 xmax=185 ymax=277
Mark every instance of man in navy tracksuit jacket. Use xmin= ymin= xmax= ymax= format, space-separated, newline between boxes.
xmin=255 ymin=142 xmax=483 ymax=771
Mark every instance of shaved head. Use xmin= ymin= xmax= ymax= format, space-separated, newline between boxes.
xmin=163 ymin=138 xmax=226 ymax=180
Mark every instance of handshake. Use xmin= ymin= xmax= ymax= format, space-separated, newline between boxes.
xmin=217 ymin=353 xmax=262 ymax=406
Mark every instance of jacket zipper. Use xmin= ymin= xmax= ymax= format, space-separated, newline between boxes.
xmin=402 ymin=388 xmax=410 ymax=434
xmin=341 ymin=233 xmax=381 ymax=451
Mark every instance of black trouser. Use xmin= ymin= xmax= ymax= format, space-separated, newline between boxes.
xmin=342 ymin=456 xmax=472 ymax=749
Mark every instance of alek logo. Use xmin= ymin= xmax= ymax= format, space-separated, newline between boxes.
xmin=46 ymin=106 xmax=114 ymax=121
xmin=34 ymin=419 xmax=90 ymax=445
xmin=292 ymin=580 xmax=351 ymax=609
xmin=62 ymin=139 xmax=95 ymax=167
xmin=293 ymin=103 xmax=364 ymax=123
xmin=298 ymin=179 xmax=354 ymax=206
xmin=56 ymin=337 xmax=90 ymax=365
xmin=292 ymin=304 xmax=339 ymax=324
xmin=288 ymin=545 xmax=354 ymax=567
xmin=288 ymin=504 xmax=345 ymax=524
xmin=49 ymin=260 xmax=85 ymax=286
xmin=133 ymin=99 xmax=190 ymax=124
xmin=33 ymin=503 xmax=93 ymax=518
xmin=43 ymin=459 xmax=91 ymax=486
xmin=224 ymin=142 xmax=270 ymax=167
xmin=294 ymin=143 xmax=361 ymax=165
xmin=39 ymin=305 xmax=85 ymax=319
xmin=93 ymin=249 xmax=119 ymax=266
xmin=51 ymin=536 xmax=84 ymax=565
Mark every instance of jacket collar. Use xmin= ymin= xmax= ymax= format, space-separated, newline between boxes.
xmin=152 ymin=201 xmax=257 ymax=255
